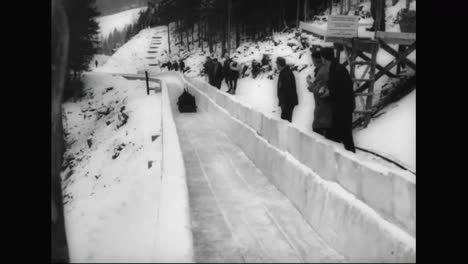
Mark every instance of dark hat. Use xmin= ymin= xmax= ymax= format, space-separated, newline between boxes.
xmin=276 ymin=57 xmax=286 ymax=67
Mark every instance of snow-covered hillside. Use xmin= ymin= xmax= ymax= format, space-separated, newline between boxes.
xmin=61 ymin=73 xmax=163 ymax=262
xmin=96 ymin=26 xmax=168 ymax=74
xmin=95 ymin=7 xmax=147 ymax=39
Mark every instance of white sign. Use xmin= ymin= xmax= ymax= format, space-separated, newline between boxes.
xmin=326 ymin=15 xmax=359 ymax=40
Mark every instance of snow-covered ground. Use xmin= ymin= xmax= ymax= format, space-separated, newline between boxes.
xmin=95 ymin=7 xmax=147 ymax=39
xmin=61 ymin=73 xmax=163 ymax=262
xmin=355 ymin=90 xmax=416 ymax=172
xmin=90 ymin=54 xmax=110 ymax=70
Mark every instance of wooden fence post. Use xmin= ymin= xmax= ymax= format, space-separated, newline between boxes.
xmin=145 ymin=71 xmax=150 ymax=95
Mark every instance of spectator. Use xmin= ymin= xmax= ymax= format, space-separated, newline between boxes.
xmin=320 ymin=47 xmax=356 ymax=153
xmin=172 ymin=61 xmax=179 ymax=71
xmin=95 ymin=59 xmax=98 ymax=68
xmin=367 ymin=0 xmax=386 ymax=31
xmin=251 ymin=59 xmax=261 ymax=78
xmin=306 ymin=51 xmax=333 ymax=138
xmin=179 ymin=59 xmax=185 ymax=73
xmin=276 ymin=57 xmax=298 ymax=122
xmin=223 ymin=52 xmax=233 ymax=92
xmin=227 ymin=60 xmax=242 ymax=95
xmin=203 ymin=57 xmax=213 ymax=83
xmin=241 ymin=64 xmax=248 ymax=78
xmin=211 ymin=57 xmax=223 ymax=89
xmin=261 ymin=54 xmax=271 ymax=66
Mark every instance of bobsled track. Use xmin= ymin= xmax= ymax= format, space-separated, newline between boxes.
xmin=119 ymin=71 xmax=415 ymax=263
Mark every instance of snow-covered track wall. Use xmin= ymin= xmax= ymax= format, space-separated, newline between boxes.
xmin=153 ymin=76 xmax=194 ymax=262
xmin=160 ymin=72 xmax=415 ymax=262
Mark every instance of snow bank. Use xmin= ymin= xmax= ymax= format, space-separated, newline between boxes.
xmin=62 ymin=73 xmax=164 ymax=262
xmin=174 ymin=72 xmax=414 ymax=262
xmin=355 ymin=90 xmax=416 ymax=171
xmin=62 ymin=72 xmax=194 ymax=262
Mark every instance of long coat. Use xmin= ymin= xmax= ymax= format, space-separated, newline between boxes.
xmin=277 ymin=66 xmax=298 ymax=107
xmin=308 ymin=64 xmax=333 ymax=129
xmin=211 ymin=61 xmax=224 ymax=88
xmin=328 ymin=60 xmax=356 ymax=151
xmin=204 ymin=60 xmax=213 ymax=83
xmin=223 ymin=58 xmax=232 ymax=81
xmin=328 ymin=60 xmax=355 ymax=116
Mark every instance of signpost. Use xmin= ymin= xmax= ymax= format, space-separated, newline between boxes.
xmin=325 ymin=15 xmax=359 ymax=43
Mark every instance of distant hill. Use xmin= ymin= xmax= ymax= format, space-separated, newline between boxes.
xmin=95 ymin=0 xmax=148 ymax=16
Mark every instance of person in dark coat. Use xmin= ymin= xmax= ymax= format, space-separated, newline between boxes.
xmin=276 ymin=57 xmax=298 ymax=122
xmin=211 ymin=58 xmax=223 ymax=89
xmin=172 ymin=61 xmax=179 ymax=71
xmin=367 ymin=0 xmax=386 ymax=31
xmin=251 ymin=59 xmax=261 ymax=78
xmin=179 ymin=59 xmax=185 ymax=73
xmin=95 ymin=59 xmax=98 ymax=68
xmin=203 ymin=57 xmax=213 ymax=83
xmin=227 ymin=60 xmax=241 ymax=94
xmin=320 ymin=47 xmax=356 ymax=153
xmin=222 ymin=53 xmax=232 ymax=92
xmin=307 ymin=51 xmax=333 ymax=138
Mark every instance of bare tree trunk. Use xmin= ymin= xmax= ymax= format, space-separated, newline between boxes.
xmin=236 ymin=22 xmax=240 ymax=48
xmin=185 ymin=28 xmax=190 ymax=51
xmin=167 ymin=23 xmax=171 ymax=54
xmin=221 ymin=13 xmax=226 ymax=55
xmin=179 ymin=21 xmax=183 ymax=45
xmin=304 ymin=0 xmax=307 ymax=22
xmin=296 ymin=0 xmax=300 ymax=27
xmin=278 ymin=0 xmax=282 ymax=30
xmin=227 ymin=0 xmax=231 ymax=53
xmin=199 ymin=20 xmax=203 ymax=51
xmin=282 ymin=0 xmax=286 ymax=29
xmin=208 ymin=22 xmax=213 ymax=53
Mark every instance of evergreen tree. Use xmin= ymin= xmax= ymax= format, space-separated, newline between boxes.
xmin=63 ymin=0 xmax=100 ymax=79
xmin=125 ymin=24 xmax=134 ymax=42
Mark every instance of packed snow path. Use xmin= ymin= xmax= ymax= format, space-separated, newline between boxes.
xmin=161 ymin=77 xmax=346 ymax=263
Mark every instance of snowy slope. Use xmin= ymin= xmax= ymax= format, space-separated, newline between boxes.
xmin=355 ymin=90 xmax=416 ymax=171
xmin=62 ymin=73 xmax=163 ymax=262
xmin=96 ymin=26 xmax=168 ymax=74
xmin=95 ymin=7 xmax=147 ymax=39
